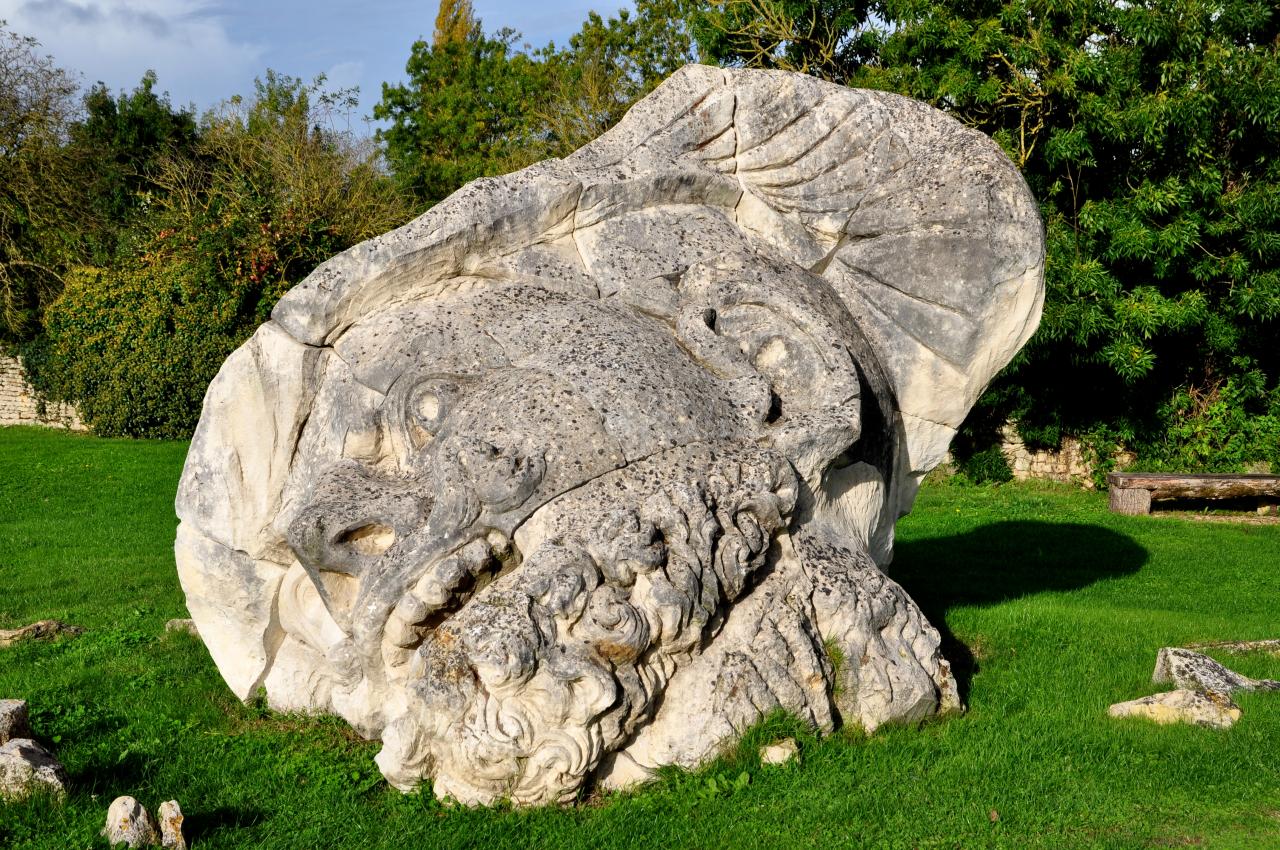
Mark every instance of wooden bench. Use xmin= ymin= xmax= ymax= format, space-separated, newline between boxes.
xmin=1107 ymin=472 xmax=1280 ymax=515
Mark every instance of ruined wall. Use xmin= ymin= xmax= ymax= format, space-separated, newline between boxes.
xmin=0 ymin=356 xmax=86 ymax=431
xmin=999 ymin=424 xmax=1133 ymax=489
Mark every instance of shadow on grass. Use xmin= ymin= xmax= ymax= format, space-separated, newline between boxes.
xmin=184 ymin=806 xmax=266 ymax=842
xmin=891 ymin=521 xmax=1148 ymax=701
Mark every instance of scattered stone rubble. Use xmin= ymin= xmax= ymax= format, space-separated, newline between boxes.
xmin=759 ymin=738 xmax=799 ymax=766
xmin=0 ymin=698 xmax=30 ymax=742
xmin=2 ymin=697 xmax=187 ymax=849
xmin=1108 ymin=689 xmax=1242 ymax=729
xmin=1109 ymin=645 xmax=1278 ymax=729
xmin=163 ymin=619 xmax=199 ymax=637
xmin=158 ymin=800 xmax=187 ymax=850
xmin=0 ymin=619 xmax=84 ymax=648
xmin=102 ymin=796 xmax=186 ymax=849
xmin=0 ymin=698 xmax=69 ymax=801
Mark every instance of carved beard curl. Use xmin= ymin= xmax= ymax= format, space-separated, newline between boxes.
xmin=374 ymin=444 xmax=797 ymax=806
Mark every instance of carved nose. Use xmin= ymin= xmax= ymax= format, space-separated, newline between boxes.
xmin=287 ymin=463 xmax=431 ymax=576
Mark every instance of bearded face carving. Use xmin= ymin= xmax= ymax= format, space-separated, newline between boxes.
xmin=175 ymin=66 xmax=1044 ymax=806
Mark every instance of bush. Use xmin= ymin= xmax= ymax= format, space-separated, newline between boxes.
xmin=1143 ymin=373 xmax=1280 ymax=473
xmin=953 ymin=445 xmax=1015 ymax=485
xmin=32 ymin=265 xmax=237 ymax=438
xmin=27 ymin=73 xmax=411 ymax=438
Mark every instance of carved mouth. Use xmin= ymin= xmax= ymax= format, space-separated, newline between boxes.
xmin=380 ymin=531 xmax=521 ymax=674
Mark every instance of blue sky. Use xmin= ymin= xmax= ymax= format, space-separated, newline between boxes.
xmin=0 ymin=0 xmax=628 ymax=124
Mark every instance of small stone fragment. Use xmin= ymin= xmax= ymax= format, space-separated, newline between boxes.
xmin=158 ymin=800 xmax=186 ymax=850
xmin=0 ymin=619 xmax=85 ymax=648
xmin=1187 ymin=638 xmax=1280 ymax=657
xmin=759 ymin=738 xmax=799 ymax=765
xmin=164 ymin=619 xmax=199 ymax=638
xmin=1108 ymin=689 xmax=1242 ymax=729
xmin=1153 ymin=647 xmax=1280 ymax=694
xmin=0 ymin=699 xmax=31 ymax=744
xmin=0 ymin=737 xmax=69 ymax=800
xmin=102 ymin=796 xmax=160 ymax=848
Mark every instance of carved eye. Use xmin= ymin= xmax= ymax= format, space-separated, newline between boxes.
xmin=409 ymin=379 xmax=460 ymax=438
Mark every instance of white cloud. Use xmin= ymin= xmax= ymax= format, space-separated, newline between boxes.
xmin=0 ymin=0 xmax=264 ymax=109
xmin=321 ymin=58 xmax=362 ymax=92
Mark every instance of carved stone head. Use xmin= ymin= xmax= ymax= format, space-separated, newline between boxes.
xmin=176 ymin=66 xmax=1043 ymax=805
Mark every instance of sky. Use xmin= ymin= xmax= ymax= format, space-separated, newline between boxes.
xmin=0 ymin=0 xmax=629 ymax=126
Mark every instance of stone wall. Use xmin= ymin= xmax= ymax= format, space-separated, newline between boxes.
xmin=999 ymin=424 xmax=1133 ymax=489
xmin=0 ymin=356 xmax=86 ymax=431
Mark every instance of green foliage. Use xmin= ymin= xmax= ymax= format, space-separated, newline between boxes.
xmin=1150 ymin=373 xmax=1280 ymax=472
xmin=32 ymin=264 xmax=236 ymax=438
xmin=375 ymin=28 xmax=553 ymax=206
xmin=376 ymin=0 xmax=703 ymax=206
xmin=69 ymin=72 xmax=199 ymax=263
xmin=954 ymin=445 xmax=1016 ymax=485
xmin=0 ymin=24 xmax=80 ymax=343
xmin=861 ymin=0 xmax=1280 ymax=472
xmin=28 ymin=73 xmax=409 ymax=437
xmin=693 ymin=0 xmax=878 ymax=83
xmin=534 ymin=0 xmax=702 ymax=155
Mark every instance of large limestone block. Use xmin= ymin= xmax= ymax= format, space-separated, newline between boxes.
xmin=177 ymin=66 xmax=1043 ymax=806
xmin=0 ymin=738 xmax=68 ymax=801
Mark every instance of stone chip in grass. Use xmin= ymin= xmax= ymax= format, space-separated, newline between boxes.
xmin=0 ymin=619 xmax=84 ymax=647
xmin=163 ymin=618 xmax=199 ymax=638
xmin=1108 ymin=689 xmax=1242 ymax=729
xmin=759 ymin=738 xmax=799 ymax=765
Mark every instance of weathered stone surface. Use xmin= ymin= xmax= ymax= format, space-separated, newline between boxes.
xmin=1188 ymin=638 xmax=1280 ymax=656
xmin=158 ymin=800 xmax=186 ymax=850
xmin=1153 ymin=647 xmax=1280 ymax=694
xmin=760 ymin=738 xmax=799 ymax=765
xmin=0 ymin=738 xmax=68 ymax=801
xmin=102 ymin=796 xmax=159 ymax=847
xmin=0 ymin=699 xmax=30 ymax=744
xmin=1108 ymin=690 xmax=1242 ymax=729
xmin=177 ymin=66 xmax=1043 ymax=805
xmin=0 ymin=619 xmax=84 ymax=648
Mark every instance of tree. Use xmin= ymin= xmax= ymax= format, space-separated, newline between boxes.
xmin=434 ymin=0 xmax=477 ymax=46
xmin=375 ymin=25 xmax=552 ymax=206
xmin=692 ymin=0 xmax=879 ymax=83
xmin=0 ymin=23 xmax=79 ymax=343
xmin=535 ymin=0 xmax=704 ymax=155
xmin=34 ymin=72 xmax=412 ymax=437
xmin=699 ymin=0 xmax=1280 ymax=471
xmin=70 ymin=72 xmax=200 ymax=263
xmin=377 ymin=0 xmax=706 ymax=206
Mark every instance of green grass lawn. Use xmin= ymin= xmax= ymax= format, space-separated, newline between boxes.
xmin=1 ymin=425 xmax=1278 ymax=849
